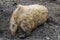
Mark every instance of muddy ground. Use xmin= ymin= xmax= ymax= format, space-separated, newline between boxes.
xmin=0 ymin=0 xmax=60 ymax=40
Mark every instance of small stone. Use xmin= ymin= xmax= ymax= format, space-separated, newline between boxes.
xmin=58 ymin=35 xmax=60 ymax=38
xmin=45 ymin=37 xmax=50 ymax=40
xmin=0 ymin=38 xmax=3 ymax=40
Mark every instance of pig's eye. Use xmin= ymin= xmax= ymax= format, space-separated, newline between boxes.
xmin=12 ymin=24 xmax=15 ymax=28
xmin=12 ymin=23 xmax=17 ymax=29
xmin=12 ymin=22 xmax=17 ymax=28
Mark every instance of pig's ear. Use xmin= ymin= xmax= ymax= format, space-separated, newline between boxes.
xmin=16 ymin=4 xmax=24 ymax=11
xmin=17 ymin=4 xmax=22 ymax=7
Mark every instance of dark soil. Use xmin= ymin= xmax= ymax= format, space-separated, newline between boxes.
xmin=0 ymin=0 xmax=60 ymax=40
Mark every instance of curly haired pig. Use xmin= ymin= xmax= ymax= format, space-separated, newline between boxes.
xmin=9 ymin=4 xmax=48 ymax=36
